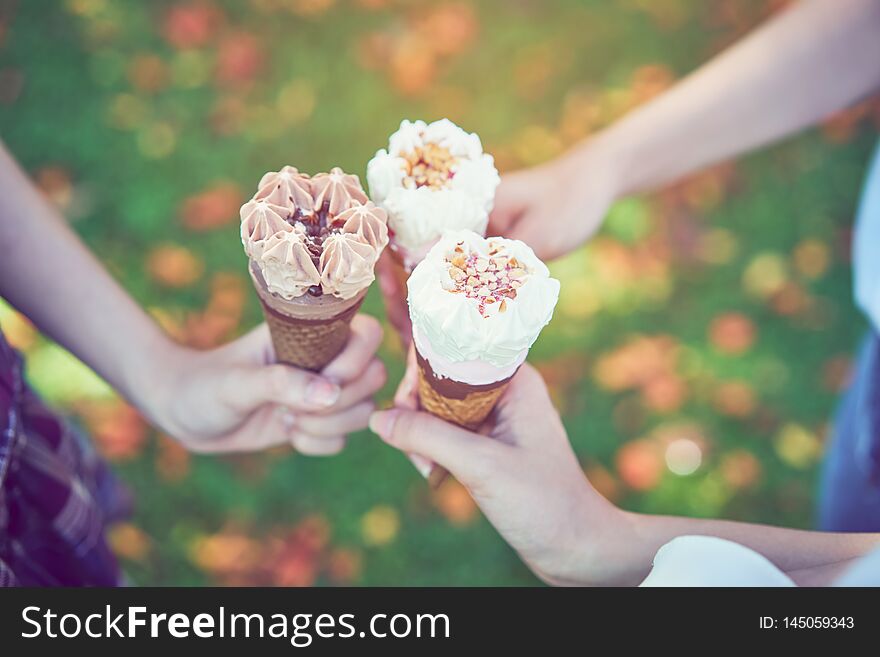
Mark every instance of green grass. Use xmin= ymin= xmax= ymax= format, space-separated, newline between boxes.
xmin=0 ymin=0 xmax=875 ymax=585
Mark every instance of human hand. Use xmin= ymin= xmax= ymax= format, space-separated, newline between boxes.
xmin=371 ymin=358 xmax=622 ymax=586
xmin=489 ymin=139 xmax=622 ymax=261
xmin=142 ymin=314 xmax=386 ymax=455
xmin=375 ymin=251 xmax=412 ymax=346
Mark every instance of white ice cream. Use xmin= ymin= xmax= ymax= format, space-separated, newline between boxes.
xmin=367 ymin=119 xmax=500 ymax=254
xmin=407 ymin=230 xmax=560 ymax=383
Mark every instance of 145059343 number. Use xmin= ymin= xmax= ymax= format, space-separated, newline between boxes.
xmin=783 ymin=617 xmax=854 ymax=629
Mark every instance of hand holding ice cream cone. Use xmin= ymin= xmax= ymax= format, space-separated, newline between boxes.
xmin=404 ymin=230 xmax=560 ymax=483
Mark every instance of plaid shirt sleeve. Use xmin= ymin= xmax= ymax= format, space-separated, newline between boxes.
xmin=0 ymin=556 xmax=16 ymax=586
xmin=1 ymin=330 xmax=129 ymax=587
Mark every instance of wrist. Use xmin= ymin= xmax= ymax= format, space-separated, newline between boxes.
xmin=123 ymin=329 xmax=192 ymax=426
xmin=562 ymin=128 xmax=633 ymax=201
xmin=533 ymin=482 xmax=631 ymax=587
xmin=567 ymin=495 xmax=635 ymax=586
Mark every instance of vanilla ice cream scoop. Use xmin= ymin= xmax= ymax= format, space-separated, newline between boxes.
xmin=407 ymin=230 xmax=560 ymax=382
xmin=367 ymin=119 xmax=500 ymax=261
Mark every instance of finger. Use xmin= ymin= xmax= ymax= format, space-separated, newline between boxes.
xmin=187 ymin=405 xmax=292 ymax=454
xmin=498 ymin=363 xmax=548 ymax=407
xmin=322 ymin=314 xmax=383 ymax=383
xmin=320 ymin=358 xmax=386 ymax=414
xmin=224 ymin=323 xmax=276 ymax=365
xmin=408 ymin=453 xmax=433 ymax=478
xmin=487 ymin=173 xmax=531 ymax=234
xmin=393 ymin=346 xmax=419 ymax=410
xmin=295 ymin=401 xmax=375 ymax=437
xmin=493 ymin=364 xmax=562 ymax=447
xmin=369 ymin=409 xmax=503 ymax=483
xmin=506 ymin=209 xmax=556 ymax=260
xmin=291 ymin=433 xmax=347 ymax=456
xmin=220 ymin=363 xmax=341 ymax=414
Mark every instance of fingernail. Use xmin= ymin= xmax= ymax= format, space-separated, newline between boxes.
xmin=369 ymin=409 xmax=398 ymax=438
xmin=305 ymin=378 xmax=340 ymax=407
xmin=409 ymin=453 xmax=432 ymax=478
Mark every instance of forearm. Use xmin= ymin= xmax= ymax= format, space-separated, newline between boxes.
xmin=0 ymin=141 xmax=177 ymax=408
xmin=585 ymin=0 xmax=880 ymax=196
xmin=590 ymin=510 xmax=880 ymax=586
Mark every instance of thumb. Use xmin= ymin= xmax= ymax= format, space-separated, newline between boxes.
xmin=393 ymin=346 xmax=419 ymax=410
xmin=506 ymin=208 xmax=556 ymax=260
xmin=487 ymin=176 xmax=530 ymax=234
xmin=369 ymin=409 xmax=502 ymax=484
xmin=222 ymin=364 xmax=341 ymax=413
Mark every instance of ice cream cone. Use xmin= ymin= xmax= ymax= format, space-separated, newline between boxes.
xmin=367 ymin=119 xmax=499 ymax=345
xmin=415 ymin=348 xmax=512 ymax=430
xmin=251 ymin=264 xmax=365 ymax=371
xmin=416 ymin=347 xmax=514 ymax=488
xmin=406 ymin=231 xmax=561 ymax=488
xmin=240 ymin=166 xmax=388 ymax=372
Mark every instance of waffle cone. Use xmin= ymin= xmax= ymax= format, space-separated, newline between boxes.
xmin=250 ymin=263 xmax=365 ymax=372
xmin=259 ymin=299 xmax=362 ymax=371
xmin=388 ymin=247 xmax=411 ymax=295
xmin=415 ymin=349 xmax=513 ymax=431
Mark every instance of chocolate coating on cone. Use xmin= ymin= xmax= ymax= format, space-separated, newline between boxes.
xmin=260 ymin=297 xmax=364 ymax=372
xmin=250 ymin=262 xmax=365 ymax=372
xmin=259 ymin=293 xmax=362 ymax=326
xmin=415 ymin=348 xmax=514 ymax=430
xmin=415 ymin=349 xmax=514 ymax=400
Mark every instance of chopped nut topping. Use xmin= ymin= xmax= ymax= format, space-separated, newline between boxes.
xmin=443 ymin=241 xmax=530 ymax=317
xmin=401 ymin=141 xmax=458 ymax=190
xmin=448 ymin=266 xmax=466 ymax=282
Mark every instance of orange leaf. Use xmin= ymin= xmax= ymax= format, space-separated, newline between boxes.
xmin=76 ymin=399 xmax=148 ymax=462
xmin=720 ymin=450 xmax=762 ymax=490
xmin=326 ymin=547 xmax=363 ymax=585
xmin=128 ymin=54 xmax=169 ymax=94
xmin=162 ymin=2 xmax=224 ymax=49
xmin=615 ymin=439 xmax=662 ymax=491
xmin=107 ymin=523 xmax=152 ymax=562
xmin=713 ymin=380 xmax=757 ymax=418
xmin=180 ymin=181 xmax=243 ymax=231
xmin=146 ymin=243 xmax=204 ymax=288
xmin=432 ymin=479 xmax=477 ymax=527
xmin=708 ymin=312 xmax=756 ymax=355
xmin=215 ymin=32 xmax=265 ymax=88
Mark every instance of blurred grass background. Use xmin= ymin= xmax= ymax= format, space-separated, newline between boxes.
xmin=0 ymin=0 xmax=878 ymax=585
